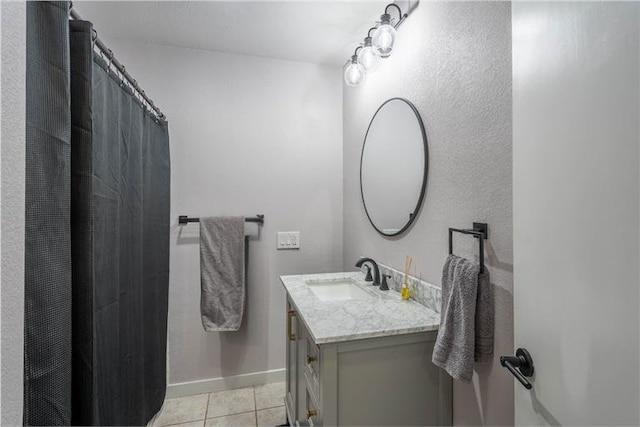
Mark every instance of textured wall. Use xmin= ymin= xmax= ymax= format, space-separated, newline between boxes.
xmin=343 ymin=2 xmax=513 ymax=425
xmin=104 ymin=38 xmax=344 ymax=386
xmin=1 ymin=1 xmax=26 ymax=424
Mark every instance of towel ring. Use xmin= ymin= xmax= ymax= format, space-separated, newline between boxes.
xmin=448 ymin=223 xmax=488 ymax=273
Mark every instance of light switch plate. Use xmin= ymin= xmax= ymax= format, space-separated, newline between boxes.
xmin=277 ymin=231 xmax=300 ymax=250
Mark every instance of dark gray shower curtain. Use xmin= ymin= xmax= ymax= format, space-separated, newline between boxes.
xmin=24 ymin=3 xmax=170 ymax=425
xmin=24 ymin=2 xmax=72 ymax=425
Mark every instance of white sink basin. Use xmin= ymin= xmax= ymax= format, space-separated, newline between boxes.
xmin=306 ymin=277 xmax=372 ymax=301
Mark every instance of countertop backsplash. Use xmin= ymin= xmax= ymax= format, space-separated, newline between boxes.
xmin=373 ymin=263 xmax=442 ymax=314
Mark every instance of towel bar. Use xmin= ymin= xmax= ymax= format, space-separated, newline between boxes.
xmin=448 ymin=222 xmax=488 ymax=273
xmin=178 ymin=214 xmax=264 ymax=225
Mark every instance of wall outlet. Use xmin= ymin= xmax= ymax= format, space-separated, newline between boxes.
xmin=277 ymin=231 xmax=300 ymax=250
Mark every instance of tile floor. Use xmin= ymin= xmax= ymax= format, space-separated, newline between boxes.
xmin=152 ymin=382 xmax=286 ymax=427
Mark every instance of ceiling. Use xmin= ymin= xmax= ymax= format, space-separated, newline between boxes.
xmin=74 ymin=1 xmax=389 ymax=66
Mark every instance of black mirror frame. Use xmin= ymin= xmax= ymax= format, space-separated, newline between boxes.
xmin=359 ymin=97 xmax=429 ymax=237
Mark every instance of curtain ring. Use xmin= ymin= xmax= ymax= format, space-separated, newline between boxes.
xmin=119 ymin=65 xmax=128 ymax=89
xmin=107 ymin=49 xmax=114 ymax=74
xmin=90 ymin=29 xmax=98 ymax=51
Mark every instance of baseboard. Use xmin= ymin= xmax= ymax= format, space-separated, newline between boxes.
xmin=166 ymin=368 xmax=286 ymax=399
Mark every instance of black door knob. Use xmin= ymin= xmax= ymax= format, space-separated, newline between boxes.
xmin=500 ymin=348 xmax=534 ymax=389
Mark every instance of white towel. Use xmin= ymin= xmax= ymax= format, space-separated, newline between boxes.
xmin=199 ymin=216 xmax=246 ymax=331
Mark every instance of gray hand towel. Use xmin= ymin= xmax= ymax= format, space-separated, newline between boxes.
xmin=432 ymin=254 xmax=480 ymax=383
xmin=199 ymin=216 xmax=246 ymax=332
xmin=474 ymin=269 xmax=494 ymax=363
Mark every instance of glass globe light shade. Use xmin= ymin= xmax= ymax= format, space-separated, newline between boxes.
xmin=357 ymin=37 xmax=381 ymax=72
xmin=344 ymin=55 xmax=366 ymax=87
xmin=372 ymin=15 xmax=397 ymax=57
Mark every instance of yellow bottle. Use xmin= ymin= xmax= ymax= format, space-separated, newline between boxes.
xmin=401 ymin=283 xmax=411 ymax=300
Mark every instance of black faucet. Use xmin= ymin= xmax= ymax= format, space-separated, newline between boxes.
xmin=355 ymin=257 xmax=380 ymax=286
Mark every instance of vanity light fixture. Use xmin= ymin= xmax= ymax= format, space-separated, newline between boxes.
xmin=343 ymin=2 xmax=409 ymax=87
xmin=344 ymin=47 xmax=367 ymax=87
xmin=357 ymin=28 xmax=382 ymax=72
xmin=372 ymin=4 xmax=403 ymax=57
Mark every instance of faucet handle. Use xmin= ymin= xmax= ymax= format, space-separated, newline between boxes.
xmin=379 ymin=274 xmax=391 ymax=291
xmin=363 ymin=265 xmax=373 ymax=282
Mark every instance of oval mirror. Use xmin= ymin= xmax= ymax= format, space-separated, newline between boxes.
xmin=360 ymin=98 xmax=428 ymax=236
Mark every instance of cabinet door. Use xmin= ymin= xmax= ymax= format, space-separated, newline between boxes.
xmin=285 ymin=301 xmax=298 ymax=425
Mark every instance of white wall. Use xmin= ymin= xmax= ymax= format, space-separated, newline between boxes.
xmin=513 ymin=3 xmax=640 ymax=424
xmin=104 ymin=38 xmax=344 ymax=387
xmin=0 ymin=1 xmax=26 ymax=424
xmin=343 ymin=2 xmax=513 ymax=425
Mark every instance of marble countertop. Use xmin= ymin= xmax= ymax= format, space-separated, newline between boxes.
xmin=280 ymin=272 xmax=440 ymax=345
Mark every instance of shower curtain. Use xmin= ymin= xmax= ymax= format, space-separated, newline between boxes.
xmin=24 ymin=2 xmax=171 ymax=425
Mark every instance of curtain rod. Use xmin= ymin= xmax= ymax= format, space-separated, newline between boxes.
xmin=69 ymin=6 xmax=166 ymax=121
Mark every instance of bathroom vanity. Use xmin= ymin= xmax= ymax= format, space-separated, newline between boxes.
xmin=280 ymin=272 xmax=452 ymax=427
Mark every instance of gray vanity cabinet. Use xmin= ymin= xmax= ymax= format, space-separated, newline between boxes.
xmin=285 ymin=297 xmax=453 ymax=427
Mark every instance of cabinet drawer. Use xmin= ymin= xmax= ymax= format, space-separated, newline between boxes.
xmin=304 ymin=367 xmax=320 ymax=407
xmin=306 ymin=336 xmax=320 ymax=377
xmin=304 ymin=336 xmax=320 ymax=401
xmin=305 ymin=386 xmax=322 ymax=427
